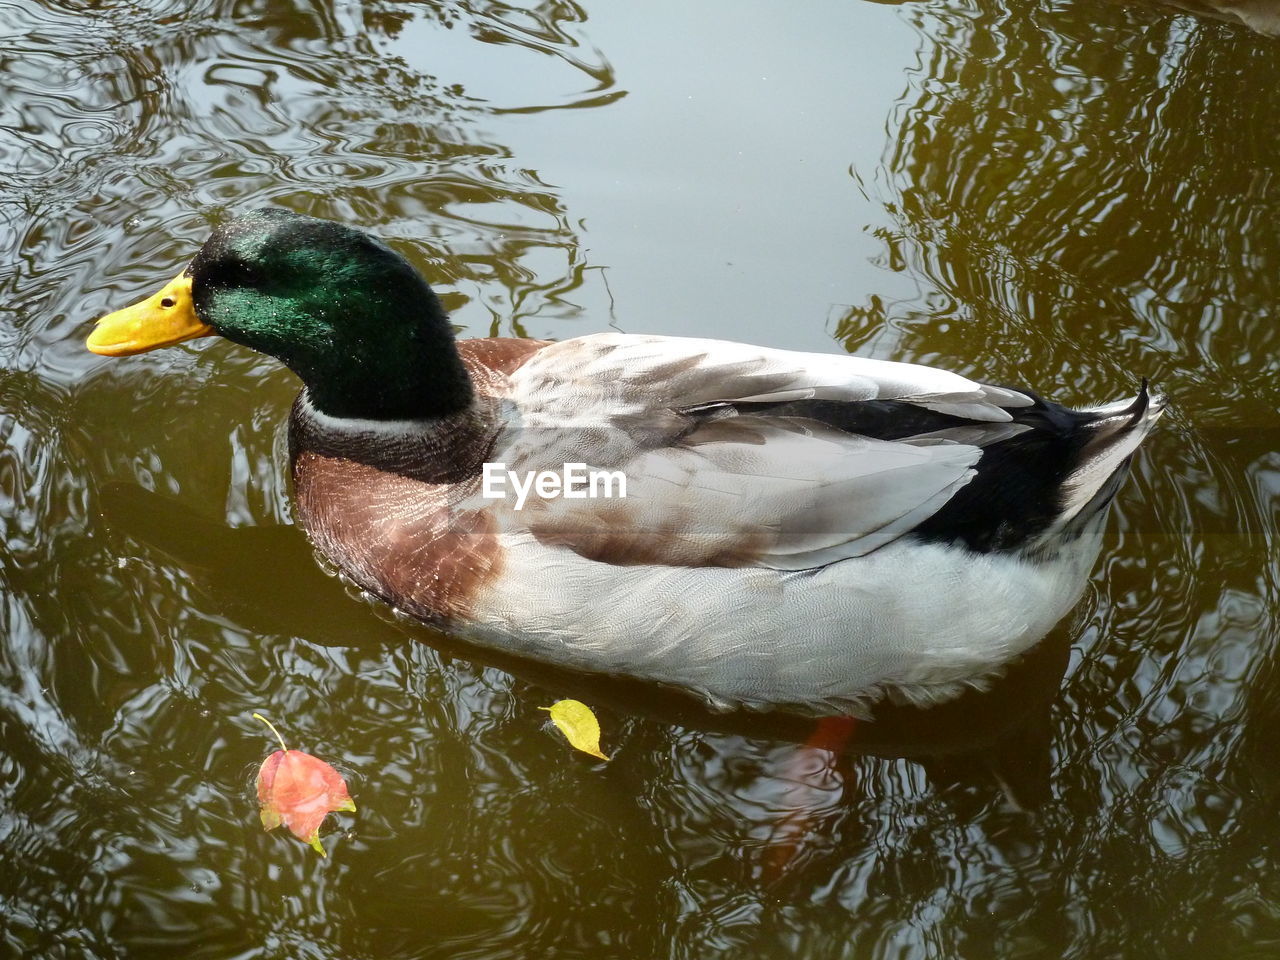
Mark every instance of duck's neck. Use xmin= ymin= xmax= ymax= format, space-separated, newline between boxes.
xmin=290 ymin=389 xmax=496 ymax=485
xmin=301 ymin=313 xmax=474 ymax=422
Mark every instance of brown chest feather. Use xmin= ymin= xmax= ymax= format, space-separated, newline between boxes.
xmin=290 ymin=337 xmax=548 ymax=622
xmin=292 ymin=453 xmax=501 ymax=621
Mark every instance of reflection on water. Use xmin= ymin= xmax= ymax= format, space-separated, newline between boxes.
xmin=842 ymin=0 xmax=1280 ymax=954
xmin=1 ymin=0 xmax=1278 ymax=956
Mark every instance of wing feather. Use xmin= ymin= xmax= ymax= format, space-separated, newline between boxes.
xmin=492 ymin=333 xmax=1016 ymax=570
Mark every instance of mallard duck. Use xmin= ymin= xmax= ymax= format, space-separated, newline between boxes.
xmin=88 ymin=208 xmax=1163 ymax=715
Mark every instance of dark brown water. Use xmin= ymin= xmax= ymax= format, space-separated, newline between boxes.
xmin=2 ymin=0 xmax=1278 ymax=957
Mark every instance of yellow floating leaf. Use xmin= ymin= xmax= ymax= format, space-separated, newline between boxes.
xmin=541 ymin=699 xmax=610 ymax=760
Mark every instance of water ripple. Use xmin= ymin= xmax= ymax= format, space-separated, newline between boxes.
xmin=2 ymin=0 xmax=1279 ymax=957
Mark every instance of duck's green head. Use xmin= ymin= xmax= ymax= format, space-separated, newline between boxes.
xmin=87 ymin=208 xmax=472 ymax=420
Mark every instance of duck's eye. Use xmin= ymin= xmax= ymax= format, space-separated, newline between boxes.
xmin=161 ymin=297 xmax=176 ymax=308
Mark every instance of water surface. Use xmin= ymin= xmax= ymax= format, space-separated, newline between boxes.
xmin=2 ymin=0 xmax=1278 ymax=957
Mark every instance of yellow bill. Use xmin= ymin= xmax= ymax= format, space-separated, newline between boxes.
xmin=87 ymin=270 xmax=214 ymax=356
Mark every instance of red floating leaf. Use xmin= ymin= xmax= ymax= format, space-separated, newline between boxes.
xmin=253 ymin=713 xmax=355 ymax=856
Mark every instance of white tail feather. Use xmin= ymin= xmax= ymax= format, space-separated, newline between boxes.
xmin=1051 ymin=385 xmax=1166 ymax=534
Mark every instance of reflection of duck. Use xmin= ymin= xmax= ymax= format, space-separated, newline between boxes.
xmin=88 ymin=208 xmax=1162 ymax=715
xmin=96 ymin=482 xmax=406 ymax=648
